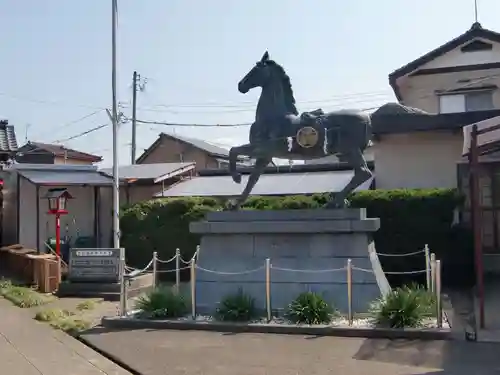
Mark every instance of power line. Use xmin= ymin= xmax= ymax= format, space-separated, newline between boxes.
xmin=0 ymin=92 xmax=105 ymax=110
xmin=85 ymin=143 xmax=132 ymax=155
xmin=15 ymin=73 xmax=497 ymax=162
xmin=133 ymin=118 xmax=252 ymax=127
xmin=132 ymin=73 xmax=500 ymax=128
xmin=0 ymin=88 xmax=392 ymax=112
xmin=135 ymin=73 xmax=500 ymax=111
xmin=2 ymin=72 xmax=499 ymax=116
xmin=29 ymin=109 xmax=104 ymax=139
xmin=52 ymin=123 xmax=109 ymax=143
xmin=141 ymin=90 xmax=393 ymax=109
xmin=130 ymin=94 xmax=392 ymax=114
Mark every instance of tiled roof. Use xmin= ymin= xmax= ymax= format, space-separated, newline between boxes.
xmin=24 ymin=142 xmax=102 ymax=162
xmin=0 ymin=120 xmax=18 ymax=153
xmin=100 ymin=162 xmax=195 ymax=181
xmin=389 ymin=23 xmax=500 ymax=80
xmin=136 ymin=132 xmax=230 ymax=164
xmin=156 ymin=170 xmax=373 ymax=197
xmin=161 ymin=133 xmax=230 ymax=158
xmin=389 ymin=23 xmax=500 ymax=101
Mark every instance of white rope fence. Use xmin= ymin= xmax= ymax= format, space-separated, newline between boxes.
xmin=119 ymin=244 xmax=442 ymax=328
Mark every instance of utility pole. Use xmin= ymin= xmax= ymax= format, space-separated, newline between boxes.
xmin=131 ymin=71 xmax=147 ymax=164
xmin=131 ymin=71 xmax=138 ymax=164
xmin=111 ymin=0 xmax=120 ymax=249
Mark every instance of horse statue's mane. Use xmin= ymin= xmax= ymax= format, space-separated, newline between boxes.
xmin=267 ymin=60 xmax=299 ymax=115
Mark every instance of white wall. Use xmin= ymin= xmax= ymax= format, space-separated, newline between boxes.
xmin=374 ymin=132 xmax=463 ymax=189
xmin=18 ymin=177 xmax=37 ymax=250
xmin=98 ymin=187 xmax=113 ymax=248
xmin=17 ymin=181 xmax=100 ymax=251
xmin=419 ymin=38 xmax=500 ymax=70
xmin=304 ymin=148 xmax=375 ymax=165
xmin=53 ymin=157 xmax=95 ymax=165
xmin=38 ymin=185 xmax=96 ymax=251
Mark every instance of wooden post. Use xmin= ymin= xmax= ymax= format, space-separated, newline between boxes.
xmin=190 ymin=259 xmax=196 ymax=319
xmin=347 ymin=259 xmax=353 ymax=326
xmin=175 ymin=248 xmax=181 ymax=293
xmin=152 ymin=251 xmax=157 ymax=289
xmin=470 ymin=124 xmax=485 ymax=329
xmin=425 ymin=244 xmax=431 ymax=290
xmin=430 ymin=253 xmax=436 ymax=294
xmin=265 ymin=258 xmax=271 ymax=322
xmin=436 ymin=260 xmax=443 ymax=328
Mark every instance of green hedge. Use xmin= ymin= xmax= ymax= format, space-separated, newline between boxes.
xmin=120 ymin=189 xmax=473 ymax=287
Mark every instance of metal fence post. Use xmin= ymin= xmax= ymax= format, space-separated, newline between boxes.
xmin=190 ymin=258 xmax=196 ymax=320
xmin=347 ymin=258 xmax=353 ymax=326
xmin=430 ymin=253 xmax=436 ymax=294
xmin=152 ymin=251 xmax=157 ymax=289
xmin=265 ymin=258 xmax=271 ymax=322
xmin=424 ymin=244 xmax=431 ymax=290
xmin=175 ymin=248 xmax=181 ymax=293
xmin=436 ymin=259 xmax=443 ymax=328
xmin=119 ymin=247 xmax=127 ymax=317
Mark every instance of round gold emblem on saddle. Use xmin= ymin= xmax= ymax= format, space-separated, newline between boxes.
xmin=296 ymin=126 xmax=319 ymax=148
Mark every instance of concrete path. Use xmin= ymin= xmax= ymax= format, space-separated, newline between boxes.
xmin=476 ymin=277 xmax=500 ymax=342
xmin=0 ymin=298 xmax=131 ymax=375
xmin=484 ymin=278 xmax=500 ymax=329
xmin=81 ymin=328 xmax=500 ymax=374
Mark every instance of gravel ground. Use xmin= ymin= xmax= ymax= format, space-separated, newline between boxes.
xmin=136 ymin=313 xmax=450 ymax=329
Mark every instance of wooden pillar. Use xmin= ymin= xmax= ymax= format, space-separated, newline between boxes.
xmin=470 ymin=124 xmax=485 ymax=329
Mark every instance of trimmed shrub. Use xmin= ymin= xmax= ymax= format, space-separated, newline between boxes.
xmin=135 ymin=287 xmax=188 ymax=319
xmin=349 ymin=189 xmax=465 ymax=286
xmin=120 ymin=197 xmax=219 ymax=279
xmin=120 ymin=188 xmax=470 ymax=287
xmin=215 ymin=289 xmax=258 ymax=322
xmin=285 ymin=292 xmax=336 ymax=325
xmin=370 ymin=284 xmax=436 ymax=328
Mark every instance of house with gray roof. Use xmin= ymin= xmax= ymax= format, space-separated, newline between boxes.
xmin=136 ymin=132 xmax=253 ymax=169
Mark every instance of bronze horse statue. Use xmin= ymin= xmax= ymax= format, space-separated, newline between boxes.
xmin=227 ymin=51 xmax=373 ymax=210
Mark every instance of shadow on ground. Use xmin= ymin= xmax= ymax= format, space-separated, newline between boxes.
xmin=353 ymin=338 xmax=500 ymax=374
xmin=81 ymin=325 xmax=500 ymax=375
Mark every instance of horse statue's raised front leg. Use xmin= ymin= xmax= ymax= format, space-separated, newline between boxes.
xmin=229 ymin=144 xmax=256 ymax=184
xmin=226 ymin=156 xmax=271 ymax=211
xmin=326 ymin=148 xmax=372 ymax=209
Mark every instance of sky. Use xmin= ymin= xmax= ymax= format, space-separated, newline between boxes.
xmin=1 ymin=0 xmax=499 ymax=167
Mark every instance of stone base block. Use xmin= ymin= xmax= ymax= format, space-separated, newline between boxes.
xmin=190 ymin=209 xmax=388 ymax=315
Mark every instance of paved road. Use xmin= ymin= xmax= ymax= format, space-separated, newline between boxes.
xmin=0 ymin=298 xmax=131 ymax=375
xmin=81 ymin=328 xmax=500 ymax=375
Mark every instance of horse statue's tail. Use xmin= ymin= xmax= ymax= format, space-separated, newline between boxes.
xmin=370 ymin=102 xmax=435 ymax=134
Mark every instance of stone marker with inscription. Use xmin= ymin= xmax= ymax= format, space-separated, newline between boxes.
xmin=68 ymin=248 xmax=123 ymax=283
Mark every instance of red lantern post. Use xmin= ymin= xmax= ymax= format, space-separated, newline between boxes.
xmin=43 ymin=188 xmax=73 ymax=259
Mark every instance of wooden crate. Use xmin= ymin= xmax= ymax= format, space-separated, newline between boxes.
xmin=26 ymin=254 xmax=61 ymax=293
xmin=7 ymin=248 xmax=37 ymax=281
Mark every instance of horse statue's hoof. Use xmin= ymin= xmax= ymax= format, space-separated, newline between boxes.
xmin=232 ymin=173 xmax=242 ymax=184
xmin=224 ymin=199 xmax=240 ymax=211
xmin=324 ymin=198 xmax=350 ymax=209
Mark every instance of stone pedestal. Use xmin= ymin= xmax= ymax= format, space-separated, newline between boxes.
xmin=189 ymin=209 xmax=387 ymax=315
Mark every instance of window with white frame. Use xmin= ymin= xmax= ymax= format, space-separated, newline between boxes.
xmin=439 ymin=90 xmax=494 ymax=113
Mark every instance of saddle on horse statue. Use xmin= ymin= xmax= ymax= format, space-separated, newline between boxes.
xmin=300 ymin=108 xmax=325 ymax=126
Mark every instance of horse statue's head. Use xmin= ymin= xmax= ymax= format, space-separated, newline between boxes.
xmin=238 ymin=51 xmax=274 ymax=94
xmin=238 ymin=51 xmax=298 ymax=116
